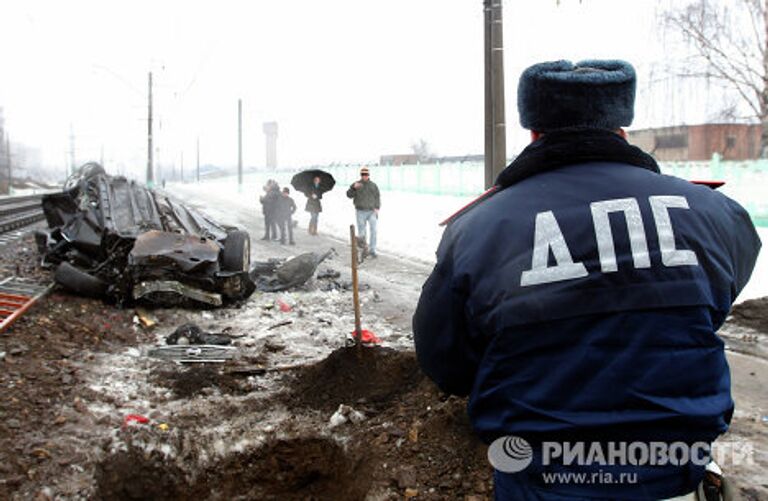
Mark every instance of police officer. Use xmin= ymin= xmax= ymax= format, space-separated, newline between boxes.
xmin=413 ymin=60 xmax=760 ymax=500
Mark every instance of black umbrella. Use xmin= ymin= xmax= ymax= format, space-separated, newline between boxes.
xmin=290 ymin=169 xmax=336 ymax=195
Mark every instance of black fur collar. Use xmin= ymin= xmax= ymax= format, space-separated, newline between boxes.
xmin=496 ymin=127 xmax=660 ymax=187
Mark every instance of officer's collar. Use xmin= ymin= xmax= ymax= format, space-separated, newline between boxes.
xmin=496 ymin=127 xmax=660 ymax=188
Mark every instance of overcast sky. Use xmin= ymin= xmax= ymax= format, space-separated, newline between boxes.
xmin=0 ymin=0 xmax=737 ymax=179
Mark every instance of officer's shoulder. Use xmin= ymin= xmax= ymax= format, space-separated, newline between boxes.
xmin=659 ymin=173 xmax=731 ymax=200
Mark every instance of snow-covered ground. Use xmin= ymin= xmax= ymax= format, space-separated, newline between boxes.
xmin=738 ymin=240 xmax=768 ymax=303
xmin=170 ymin=173 xmax=768 ymax=303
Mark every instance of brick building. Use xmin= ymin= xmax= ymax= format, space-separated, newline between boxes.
xmin=628 ymin=123 xmax=761 ymax=161
xmin=379 ymin=154 xmax=421 ymax=166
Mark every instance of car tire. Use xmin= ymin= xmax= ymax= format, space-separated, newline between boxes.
xmin=54 ymin=262 xmax=108 ymax=298
xmin=221 ymin=230 xmax=250 ymax=272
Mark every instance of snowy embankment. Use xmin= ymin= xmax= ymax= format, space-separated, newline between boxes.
xmin=169 ymin=174 xmax=768 ymax=304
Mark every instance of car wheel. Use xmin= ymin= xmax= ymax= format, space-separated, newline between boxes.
xmin=54 ymin=262 xmax=108 ymax=298
xmin=221 ymin=230 xmax=250 ymax=272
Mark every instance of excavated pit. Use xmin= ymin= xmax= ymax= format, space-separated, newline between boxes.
xmin=150 ymin=365 xmax=252 ymax=398
xmin=95 ymin=437 xmax=370 ymax=501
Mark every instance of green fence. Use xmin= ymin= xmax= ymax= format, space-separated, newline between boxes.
xmin=660 ymin=156 xmax=768 ymax=227
xmin=321 ymin=162 xmax=485 ymax=197
xmin=275 ymin=156 xmax=767 ymax=226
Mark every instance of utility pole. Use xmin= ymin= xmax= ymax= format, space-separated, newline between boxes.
xmin=147 ymin=71 xmax=154 ymax=187
xmin=483 ymin=0 xmax=506 ymax=189
xmin=196 ymin=137 xmax=200 ymax=182
xmin=263 ymin=122 xmax=278 ymax=169
xmin=69 ymin=124 xmax=76 ymax=177
xmin=0 ymin=108 xmax=6 ymax=195
xmin=6 ymin=136 xmax=11 ymax=195
xmin=237 ymin=99 xmax=243 ymax=189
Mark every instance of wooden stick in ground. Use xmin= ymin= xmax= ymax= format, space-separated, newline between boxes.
xmin=349 ymin=225 xmax=362 ymax=348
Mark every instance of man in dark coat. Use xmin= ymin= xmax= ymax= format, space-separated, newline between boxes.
xmin=346 ymin=167 xmax=381 ymax=258
xmin=259 ymin=180 xmax=281 ymax=241
xmin=276 ymin=187 xmax=297 ymax=245
xmin=413 ymin=60 xmax=760 ymax=500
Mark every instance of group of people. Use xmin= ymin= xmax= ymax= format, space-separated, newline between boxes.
xmin=259 ymin=180 xmax=297 ymax=245
xmin=258 ymin=168 xmax=381 ymax=257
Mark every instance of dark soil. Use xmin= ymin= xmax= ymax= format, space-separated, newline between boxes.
xmin=730 ymin=297 xmax=768 ymax=334
xmin=95 ymin=437 xmax=371 ymax=501
xmin=284 ymin=345 xmax=424 ymax=411
xmin=0 ymin=234 xmax=148 ymax=500
xmin=191 ymin=437 xmax=370 ymax=500
xmin=150 ymin=365 xmax=252 ymax=398
xmin=354 ymin=378 xmax=493 ymax=499
xmin=95 ymin=448 xmax=187 ymax=501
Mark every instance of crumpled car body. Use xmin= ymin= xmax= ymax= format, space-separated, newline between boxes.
xmin=38 ymin=163 xmax=254 ymax=307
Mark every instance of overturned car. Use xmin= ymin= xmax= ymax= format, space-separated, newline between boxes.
xmin=38 ymin=163 xmax=253 ymax=307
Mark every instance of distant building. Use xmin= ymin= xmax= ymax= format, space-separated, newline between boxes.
xmin=628 ymin=123 xmax=761 ymax=161
xmin=380 ymin=154 xmax=420 ymax=166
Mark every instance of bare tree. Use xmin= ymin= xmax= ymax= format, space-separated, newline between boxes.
xmin=662 ymin=0 xmax=768 ymax=156
xmin=410 ymin=138 xmax=433 ymax=162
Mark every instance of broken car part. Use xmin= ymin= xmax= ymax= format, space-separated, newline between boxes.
xmin=166 ymin=323 xmax=232 ymax=346
xmin=147 ymin=345 xmax=236 ymax=363
xmin=132 ymin=280 xmax=223 ymax=307
xmin=252 ymin=249 xmax=335 ymax=292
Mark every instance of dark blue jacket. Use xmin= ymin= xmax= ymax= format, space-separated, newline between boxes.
xmin=413 ymin=130 xmax=761 ymax=500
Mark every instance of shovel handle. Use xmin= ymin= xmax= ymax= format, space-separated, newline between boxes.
xmin=349 ymin=225 xmax=362 ymax=344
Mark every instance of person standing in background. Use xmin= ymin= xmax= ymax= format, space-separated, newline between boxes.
xmin=305 ymin=176 xmax=324 ymax=236
xmin=277 ymin=187 xmax=297 ymax=245
xmin=259 ymin=179 xmax=281 ymax=241
xmin=346 ymin=167 xmax=381 ymax=258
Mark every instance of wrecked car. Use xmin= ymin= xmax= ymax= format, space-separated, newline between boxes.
xmin=38 ymin=162 xmax=253 ymax=307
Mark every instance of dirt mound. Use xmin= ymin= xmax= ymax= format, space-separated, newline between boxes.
xmin=286 ymin=346 xmax=425 ymax=411
xmin=151 ymin=365 xmax=250 ymax=398
xmin=95 ymin=448 xmax=186 ymax=500
xmin=730 ymin=297 xmax=768 ymax=334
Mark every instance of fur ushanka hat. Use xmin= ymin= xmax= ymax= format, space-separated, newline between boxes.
xmin=517 ymin=59 xmax=636 ymax=132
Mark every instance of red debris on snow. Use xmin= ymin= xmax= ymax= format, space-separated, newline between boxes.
xmin=123 ymin=414 xmax=150 ymax=427
xmin=351 ymin=329 xmax=381 ymax=345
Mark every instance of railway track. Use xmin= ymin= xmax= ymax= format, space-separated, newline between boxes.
xmin=0 ymin=194 xmax=46 ymax=235
xmin=0 ymin=194 xmax=52 ymax=332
